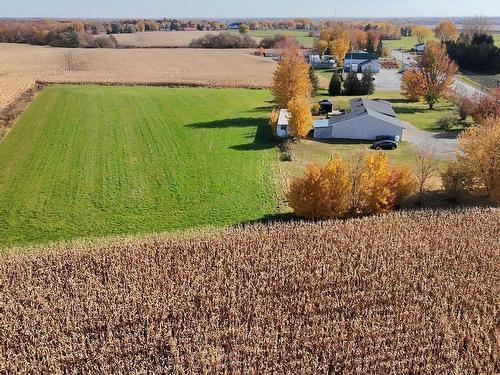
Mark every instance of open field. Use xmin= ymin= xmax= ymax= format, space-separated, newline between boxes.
xmin=0 ymin=86 xmax=279 ymax=248
xmin=0 ymin=43 xmax=276 ymax=111
xmin=1 ymin=208 xmax=498 ymax=373
xmin=114 ymin=31 xmax=233 ymax=47
xmin=113 ymin=30 xmax=314 ymax=48
xmin=383 ymin=35 xmax=438 ymax=51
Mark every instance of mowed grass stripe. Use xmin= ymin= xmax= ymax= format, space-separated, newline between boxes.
xmin=0 ymin=86 xmax=278 ymax=248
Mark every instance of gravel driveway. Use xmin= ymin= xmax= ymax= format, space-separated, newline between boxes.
xmin=403 ymin=122 xmax=458 ymax=159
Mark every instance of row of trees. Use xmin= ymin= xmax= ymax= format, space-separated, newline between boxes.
xmin=288 ymin=153 xmax=416 ymax=218
xmin=329 ymin=70 xmax=375 ymax=96
xmin=189 ymin=32 xmax=256 ymax=48
xmin=271 ymin=41 xmax=313 ymax=138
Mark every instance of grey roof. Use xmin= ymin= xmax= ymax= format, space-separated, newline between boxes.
xmin=350 ymin=99 xmax=397 ymax=118
xmin=326 ymin=98 xmax=405 ymax=129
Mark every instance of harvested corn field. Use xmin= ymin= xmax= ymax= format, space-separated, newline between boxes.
xmin=1 ymin=208 xmax=498 ymax=373
xmin=0 ymin=43 xmax=276 ymax=111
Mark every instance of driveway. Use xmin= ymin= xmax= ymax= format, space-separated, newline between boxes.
xmin=374 ymin=68 xmax=401 ymax=92
xmin=403 ymin=122 xmax=458 ymax=159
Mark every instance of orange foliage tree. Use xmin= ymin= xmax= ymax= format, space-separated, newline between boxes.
xmin=271 ymin=46 xmax=312 ymax=107
xmin=401 ymin=42 xmax=458 ymax=109
xmin=358 ymin=153 xmax=394 ymax=214
xmin=350 ymin=29 xmax=367 ymax=50
xmin=288 ymin=95 xmax=313 ymax=138
xmin=330 ymin=38 xmax=350 ymax=65
xmin=434 ymin=21 xmax=458 ymax=42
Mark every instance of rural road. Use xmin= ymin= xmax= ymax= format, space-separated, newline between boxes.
xmin=391 ymin=49 xmax=485 ymax=97
xmin=403 ymin=122 xmax=458 ymax=159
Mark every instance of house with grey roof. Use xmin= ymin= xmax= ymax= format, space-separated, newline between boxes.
xmin=343 ymin=51 xmax=381 ymax=74
xmin=313 ymin=99 xmax=405 ymax=141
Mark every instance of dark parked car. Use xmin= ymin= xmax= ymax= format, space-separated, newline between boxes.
xmin=370 ymin=140 xmax=398 ymax=150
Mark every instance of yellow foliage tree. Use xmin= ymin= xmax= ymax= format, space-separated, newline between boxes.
xmin=457 ymin=117 xmax=500 ymax=202
xmin=434 ymin=21 xmax=459 ymax=42
xmin=324 ymin=156 xmax=351 ymax=217
xmin=413 ymin=25 xmax=433 ymax=43
xmin=313 ymin=39 xmax=329 ymax=55
xmin=288 ymin=95 xmax=313 ymax=138
xmin=271 ymin=47 xmax=312 ymax=107
xmin=330 ymin=38 xmax=350 ymax=65
xmin=390 ymin=165 xmax=417 ymax=206
xmin=287 ymin=163 xmax=332 ymax=219
xmin=358 ymin=152 xmax=393 ymax=214
xmin=268 ymin=108 xmax=279 ymax=136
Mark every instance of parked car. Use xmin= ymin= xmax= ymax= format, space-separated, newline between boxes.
xmin=370 ymin=140 xmax=398 ymax=150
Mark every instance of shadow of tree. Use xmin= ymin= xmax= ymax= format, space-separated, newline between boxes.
xmin=395 ymin=107 xmax=450 ymax=115
xmin=186 ymin=117 xmax=266 ymax=130
xmin=230 ymin=120 xmax=275 ymax=151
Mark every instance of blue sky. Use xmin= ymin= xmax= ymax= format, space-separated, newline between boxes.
xmin=1 ymin=0 xmax=499 ymax=19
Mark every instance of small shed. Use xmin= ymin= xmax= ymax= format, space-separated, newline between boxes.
xmin=318 ymin=99 xmax=333 ymax=114
xmin=276 ymin=109 xmax=290 ymax=138
xmin=415 ymin=43 xmax=426 ymax=53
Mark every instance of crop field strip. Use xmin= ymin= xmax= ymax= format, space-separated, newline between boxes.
xmin=0 ymin=43 xmax=277 ymax=112
xmin=0 ymin=85 xmax=279 ymax=248
xmin=0 ymin=208 xmax=498 ymax=373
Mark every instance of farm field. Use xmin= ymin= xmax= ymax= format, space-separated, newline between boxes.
xmin=1 ymin=208 xmax=498 ymax=373
xmin=0 ymin=86 xmax=278 ymax=248
xmin=383 ymin=35 xmax=438 ymax=50
xmin=244 ymin=29 xmax=314 ymax=48
xmin=0 ymin=43 xmax=276 ymax=112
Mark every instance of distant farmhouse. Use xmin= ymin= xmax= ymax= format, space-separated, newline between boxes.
xmin=343 ymin=51 xmax=381 ymax=74
xmin=228 ymin=22 xmax=242 ymax=30
xmin=276 ymin=99 xmax=405 ymax=142
xmin=314 ymin=99 xmax=405 ymax=141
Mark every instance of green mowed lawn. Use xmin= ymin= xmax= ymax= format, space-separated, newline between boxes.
xmin=0 ymin=86 xmax=279 ymax=248
xmin=242 ymin=29 xmax=314 ymax=48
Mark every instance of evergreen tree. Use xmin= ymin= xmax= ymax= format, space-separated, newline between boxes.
xmin=328 ymin=71 xmax=342 ymax=96
xmin=366 ymin=36 xmax=374 ymax=53
xmin=361 ymin=69 xmax=375 ymax=95
xmin=343 ymin=71 xmax=361 ymax=96
xmin=309 ymin=67 xmax=320 ymax=97
xmin=376 ymin=40 xmax=384 ymax=57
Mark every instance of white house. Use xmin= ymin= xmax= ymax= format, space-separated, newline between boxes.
xmin=313 ymin=99 xmax=405 ymax=141
xmin=343 ymin=51 xmax=380 ymax=74
xmin=276 ymin=109 xmax=290 ymax=138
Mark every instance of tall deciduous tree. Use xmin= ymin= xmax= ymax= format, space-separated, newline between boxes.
xmin=413 ymin=25 xmax=433 ymax=44
xmin=434 ymin=21 xmax=458 ymax=43
xmin=457 ymin=117 xmax=500 ymax=202
xmin=414 ymin=143 xmax=440 ymax=205
xmin=271 ymin=46 xmax=312 ymax=107
xmin=288 ymin=94 xmax=313 ymax=138
xmin=330 ymin=38 xmax=350 ymax=65
xmin=401 ymin=42 xmax=458 ymax=109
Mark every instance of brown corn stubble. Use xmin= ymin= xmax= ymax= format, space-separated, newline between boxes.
xmin=0 ymin=208 xmax=499 ymax=373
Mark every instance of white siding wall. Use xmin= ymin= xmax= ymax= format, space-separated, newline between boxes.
xmin=331 ymin=116 xmax=404 ymax=141
xmin=314 ymin=127 xmax=333 ymax=139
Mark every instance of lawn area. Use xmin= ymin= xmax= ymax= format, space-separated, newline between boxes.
xmin=246 ymin=29 xmax=314 ymax=48
xmin=383 ymin=36 xmax=438 ymax=51
xmin=0 ymin=86 xmax=279 ymax=248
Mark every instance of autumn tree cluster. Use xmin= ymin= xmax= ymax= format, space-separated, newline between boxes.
xmin=401 ymin=42 xmax=458 ymax=109
xmin=287 ymin=153 xmax=416 ymax=219
xmin=443 ymin=116 xmax=500 ymax=203
xmin=271 ymin=43 xmax=313 ymax=138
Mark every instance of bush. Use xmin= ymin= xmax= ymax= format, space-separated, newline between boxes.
xmin=441 ymin=162 xmax=475 ymax=201
xmin=279 ymin=139 xmax=295 ymax=161
xmin=328 ymin=71 xmax=342 ymax=96
xmin=437 ymin=115 xmax=458 ymax=131
xmin=311 ymin=103 xmax=321 ymax=116
xmin=189 ymin=32 xmax=257 ymax=48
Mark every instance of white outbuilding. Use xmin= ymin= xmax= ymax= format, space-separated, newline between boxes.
xmin=276 ymin=109 xmax=290 ymax=138
xmin=313 ymin=99 xmax=405 ymax=141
